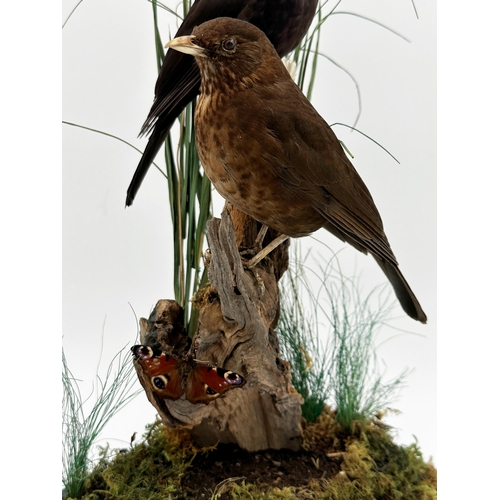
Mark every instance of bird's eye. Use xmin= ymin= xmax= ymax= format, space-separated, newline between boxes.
xmin=222 ymin=38 xmax=236 ymax=51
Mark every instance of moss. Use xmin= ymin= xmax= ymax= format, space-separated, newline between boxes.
xmin=322 ymin=415 xmax=437 ymax=500
xmin=225 ymin=409 xmax=437 ymax=500
xmin=72 ymin=421 xmax=202 ymax=500
xmin=229 ymin=482 xmax=299 ymax=499
xmin=190 ymin=282 xmax=219 ymax=310
xmin=67 ymin=410 xmax=436 ymax=500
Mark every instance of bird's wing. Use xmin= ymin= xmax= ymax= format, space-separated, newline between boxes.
xmin=254 ymin=81 xmax=398 ymax=264
xmin=141 ymin=0 xmax=249 ymax=136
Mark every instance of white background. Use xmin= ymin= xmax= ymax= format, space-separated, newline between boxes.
xmin=11 ymin=0 xmax=500 ymax=497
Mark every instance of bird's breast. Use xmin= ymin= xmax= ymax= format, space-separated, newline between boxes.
xmin=194 ymin=92 xmax=325 ymax=237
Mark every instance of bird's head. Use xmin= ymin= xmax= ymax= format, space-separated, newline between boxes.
xmin=165 ymin=17 xmax=288 ymax=93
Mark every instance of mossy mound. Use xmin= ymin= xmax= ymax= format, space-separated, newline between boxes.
xmin=68 ymin=408 xmax=436 ymax=500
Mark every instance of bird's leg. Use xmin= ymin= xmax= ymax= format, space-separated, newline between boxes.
xmin=237 ymin=223 xmax=268 ymax=259
xmin=243 ymin=233 xmax=290 ymax=268
xmin=254 ymin=224 xmax=269 ymax=249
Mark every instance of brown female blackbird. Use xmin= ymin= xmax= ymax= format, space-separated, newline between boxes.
xmin=126 ymin=0 xmax=318 ymax=206
xmin=165 ymin=17 xmax=427 ymax=323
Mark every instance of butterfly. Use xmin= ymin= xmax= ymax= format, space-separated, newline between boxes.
xmin=131 ymin=345 xmax=246 ymax=405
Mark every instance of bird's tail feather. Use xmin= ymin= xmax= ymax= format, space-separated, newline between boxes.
xmin=373 ymin=256 xmax=427 ymax=324
xmin=125 ymin=125 xmax=172 ymax=207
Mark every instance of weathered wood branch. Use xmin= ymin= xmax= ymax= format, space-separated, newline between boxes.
xmin=134 ymin=206 xmax=302 ymax=451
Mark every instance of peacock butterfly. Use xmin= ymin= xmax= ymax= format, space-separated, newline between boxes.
xmin=131 ymin=345 xmax=246 ymax=405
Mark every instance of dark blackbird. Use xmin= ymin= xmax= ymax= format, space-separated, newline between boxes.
xmin=126 ymin=0 xmax=318 ymax=206
xmin=165 ymin=17 xmax=427 ymax=323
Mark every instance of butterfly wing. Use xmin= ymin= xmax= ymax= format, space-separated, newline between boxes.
xmin=185 ymin=363 xmax=246 ymax=405
xmin=131 ymin=345 xmax=184 ymax=400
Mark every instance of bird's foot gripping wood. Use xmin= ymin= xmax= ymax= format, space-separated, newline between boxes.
xmin=237 ymin=223 xmax=269 ymax=260
xmin=236 ymin=222 xmax=290 ymax=269
xmin=242 ymin=232 xmax=290 ymax=269
xmin=225 ymin=202 xmax=290 ymax=282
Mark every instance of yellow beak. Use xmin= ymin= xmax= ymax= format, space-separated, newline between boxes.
xmin=165 ymin=35 xmax=206 ymax=57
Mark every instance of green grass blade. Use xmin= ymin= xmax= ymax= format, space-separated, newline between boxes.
xmin=62 ymin=121 xmax=167 ymax=181
xmin=62 ymin=0 xmax=85 ymax=29
xmin=331 ymin=122 xmax=400 ymax=164
xmin=62 ymin=345 xmax=141 ymax=498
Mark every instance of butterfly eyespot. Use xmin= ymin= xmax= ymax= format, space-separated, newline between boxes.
xmin=205 ymin=386 xmax=217 ymax=395
xmin=224 ymin=371 xmax=243 ymax=385
xmin=132 ymin=345 xmax=154 ymax=359
xmin=222 ymin=38 xmax=236 ymax=51
xmin=152 ymin=375 xmax=169 ymax=390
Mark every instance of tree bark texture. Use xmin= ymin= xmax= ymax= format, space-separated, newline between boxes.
xmin=134 ymin=205 xmax=303 ymax=451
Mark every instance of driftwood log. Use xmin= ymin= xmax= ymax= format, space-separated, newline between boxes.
xmin=134 ymin=204 xmax=303 ymax=451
